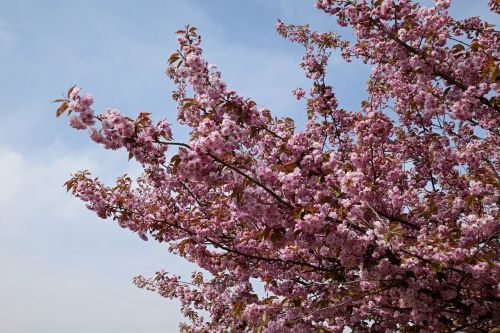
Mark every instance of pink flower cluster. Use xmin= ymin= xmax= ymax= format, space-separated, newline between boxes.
xmin=67 ymin=87 xmax=95 ymax=130
xmin=64 ymin=89 xmax=171 ymax=165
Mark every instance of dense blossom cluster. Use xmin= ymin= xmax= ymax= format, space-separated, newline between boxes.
xmin=56 ymin=1 xmax=499 ymax=332
xmin=57 ymin=87 xmax=172 ymax=165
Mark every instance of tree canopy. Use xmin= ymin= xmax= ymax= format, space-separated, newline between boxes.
xmin=56 ymin=0 xmax=499 ymax=331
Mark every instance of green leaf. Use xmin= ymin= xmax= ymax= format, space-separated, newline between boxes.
xmin=270 ymin=229 xmax=283 ymax=244
xmin=282 ymin=161 xmax=297 ymax=173
xmin=168 ymin=52 xmax=180 ymax=65
xmin=451 ymin=43 xmax=465 ymax=54
xmin=291 ymin=297 xmax=302 ymax=306
xmin=430 ymin=262 xmax=443 ymax=273
xmin=56 ymin=101 xmax=69 ymax=117
xmin=67 ymin=84 xmax=76 ymax=98
xmin=489 ymin=63 xmax=499 ymax=83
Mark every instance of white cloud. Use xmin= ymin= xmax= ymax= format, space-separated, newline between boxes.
xmin=0 ymin=144 xmax=194 ymax=332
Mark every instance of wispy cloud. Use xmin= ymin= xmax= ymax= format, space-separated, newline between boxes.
xmin=0 ymin=21 xmax=16 ymax=51
xmin=0 ymin=144 xmax=193 ymax=332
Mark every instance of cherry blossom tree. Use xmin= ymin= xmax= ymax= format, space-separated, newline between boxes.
xmin=55 ymin=0 xmax=499 ymax=331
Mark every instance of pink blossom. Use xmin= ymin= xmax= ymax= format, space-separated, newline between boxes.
xmin=292 ymin=87 xmax=305 ymax=100
xmin=57 ymin=5 xmax=500 ymax=332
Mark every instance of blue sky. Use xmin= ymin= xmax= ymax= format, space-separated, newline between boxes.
xmin=0 ymin=1 xmax=496 ymax=332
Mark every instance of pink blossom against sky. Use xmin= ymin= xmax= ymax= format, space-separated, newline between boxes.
xmin=0 ymin=0 xmax=496 ymax=332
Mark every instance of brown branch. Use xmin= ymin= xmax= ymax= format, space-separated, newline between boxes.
xmin=156 ymin=140 xmax=293 ymax=209
xmin=119 ymin=207 xmax=339 ymax=274
xmin=206 ymin=152 xmax=294 ymax=209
